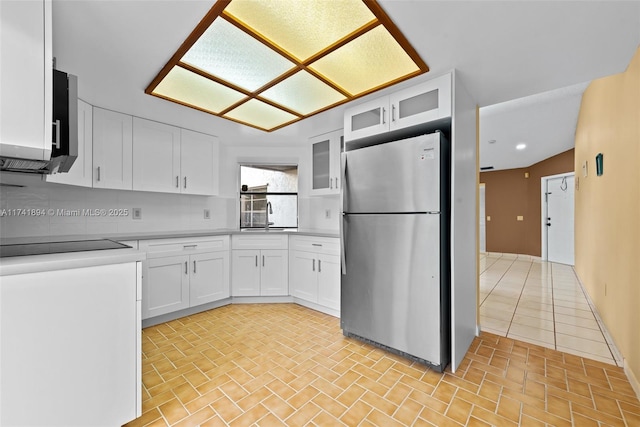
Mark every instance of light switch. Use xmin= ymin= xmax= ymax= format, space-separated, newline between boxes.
xmin=517 ymin=215 xmax=524 ymax=221
xmin=204 ymin=209 xmax=211 ymax=219
xmin=487 ymin=216 xmax=491 ymax=221
xmin=132 ymin=208 xmax=142 ymax=220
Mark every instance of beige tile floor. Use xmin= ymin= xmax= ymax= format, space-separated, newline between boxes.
xmin=125 ymin=303 xmax=640 ymax=426
xmin=479 ymin=253 xmax=622 ymax=366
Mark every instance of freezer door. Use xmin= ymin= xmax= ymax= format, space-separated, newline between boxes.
xmin=344 ymin=133 xmax=441 ymax=213
xmin=341 ymin=213 xmax=442 ymax=364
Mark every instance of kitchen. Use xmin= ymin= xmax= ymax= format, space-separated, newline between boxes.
xmin=1 ymin=1 xmax=640 ymax=426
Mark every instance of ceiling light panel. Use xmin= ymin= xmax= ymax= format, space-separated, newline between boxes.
xmin=181 ymin=18 xmax=295 ymax=92
xmin=260 ymin=71 xmax=347 ymax=115
xmin=309 ymin=25 xmax=421 ymax=96
xmin=152 ymin=66 xmax=247 ymax=114
xmin=223 ymin=0 xmax=376 ymax=62
xmin=224 ymin=99 xmax=298 ymax=131
xmin=146 ymin=0 xmax=428 ymax=132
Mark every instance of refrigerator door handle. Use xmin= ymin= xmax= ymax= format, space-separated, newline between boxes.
xmin=340 ymin=153 xmax=347 ymax=275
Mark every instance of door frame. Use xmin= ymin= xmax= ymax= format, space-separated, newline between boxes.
xmin=541 ymin=172 xmax=575 ymax=261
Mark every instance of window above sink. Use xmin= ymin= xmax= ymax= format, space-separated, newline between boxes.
xmin=239 ymin=164 xmax=298 ymax=230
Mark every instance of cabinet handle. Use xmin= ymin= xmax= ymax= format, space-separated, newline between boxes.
xmin=312 ymin=243 xmax=322 ymax=247
xmin=255 ymin=255 xmax=258 ymax=267
xmin=312 ymin=259 xmax=315 ymax=271
xmin=262 ymin=255 xmax=265 ymax=267
xmin=392 ymin=104 xmax=396 ymax=122
xmin=183 ymin=244 xmax=197 ymax=249
xmin=330 ymin=177 xmax=333 ymax=189
xmin=382 ymin=107 xmax=386 ymax=124
xmin=184 ymin=176 xmax=187 ymax=189
xmin=336 ymin=177 xmax=339 ymax=189
xmin=176 ymin=176 xmax=179 ymax=188
xmin=184 ymin=261 xmax=188 ymax=275
xmin=318 ymin=259 xmax=322 ymax=273
xmin=193 ymin=260 xmax=196 ymax=273
xmin=96 ymin=166 xmax=101 ymax=182
xmin=52 ymin=119 xmax=61 ymax=149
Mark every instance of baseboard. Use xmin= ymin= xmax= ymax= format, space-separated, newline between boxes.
xmin=624 ymin=359 xmax=640 ymax=401
xmin=231 ymin=296 xmax=294 ymax=304
xmin=293 ymin=298 xmax=339 ymax=318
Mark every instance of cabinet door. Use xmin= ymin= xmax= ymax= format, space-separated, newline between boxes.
xmin=310 ymin=129 xmax=343 ymax=195
xmin=329 ymin=133 xmax=344 ymax=193
xmin=317 ymin=254 xmax=341 ymax=312
xmin=190 ymin=251 xmax=230 ymax=306
xmin=93 ymin=108 xmax=133 ymax=190
xmin=132 ymin=117 xmax=180 ymax=193
xmin=180 ymin=129 xmax=218 ymax=195
xmin=389 ymin=73 xmax=452 ymax=131
xmin=343 ymin=96 xmax=389 ymax=142
xmin=289 ymin=250 xmax=318 ymax=302
xmin=260 ymin=249 xmax=288 ymax=296
xmin=143 ymin=255 xmax=189 ymax=319
xmin=0 ymin=0 xmax=52 ymax=160
xmin=47 ymin=99 xmax=93 ymax=187
xmin=231 ymin=249 xmax=260 ymax=296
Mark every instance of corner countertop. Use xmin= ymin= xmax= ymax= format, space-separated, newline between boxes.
xmin=0 ymin=228 xmax=340 ymax=246
xmin=0 ymin=228 xmax=339 ymax=276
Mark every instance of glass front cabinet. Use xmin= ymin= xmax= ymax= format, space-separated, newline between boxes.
xmin=344 ymin=73 xmax=452 ymax=142
xmin=310 ymin=129 xmax=343 ymax=196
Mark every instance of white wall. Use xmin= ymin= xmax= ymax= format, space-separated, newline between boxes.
xmin=0 ymin=173 xmax=234 ymax=238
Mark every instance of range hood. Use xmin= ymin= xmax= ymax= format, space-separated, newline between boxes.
xmin=0 ymin=70 xmax=78 ymax=174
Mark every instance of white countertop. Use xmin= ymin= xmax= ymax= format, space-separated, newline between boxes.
xmin=0 ymin=247 xmax=146 ymax=276
xmin=0 ymin=228 xmax=340 ymax=246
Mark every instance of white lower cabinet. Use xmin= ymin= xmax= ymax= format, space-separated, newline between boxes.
xmin=231 ymin=235 xmax=289 ymax=296
xmin=140 ymin=236 xmax=229 ymax=319
xmin=190 ymin=251 xmax=230 ymax=306
xmin=289 ymin=236 xmax=341 ymax=314
xmin=231 ymin=249 xmax=288 ymax=296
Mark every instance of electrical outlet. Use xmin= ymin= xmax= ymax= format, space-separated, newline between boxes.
xmin=325 ymin=209 xmax=331 ymax=219
xmin=204 ymin=209 xmax=211 ymax=219
xmin=132 ymin=208 xmax=142 ymax=220
xmin=517 ymin=215 xmax=524 ymax=221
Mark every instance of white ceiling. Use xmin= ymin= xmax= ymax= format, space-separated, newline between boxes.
xmin=51 ymin=1 xmax=640 ymax=165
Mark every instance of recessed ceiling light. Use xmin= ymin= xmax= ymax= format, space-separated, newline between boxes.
xmin=146 ymin=0 xmax=429 ymax=132
xmin=516 ymin=143 xmax=527 ymax=150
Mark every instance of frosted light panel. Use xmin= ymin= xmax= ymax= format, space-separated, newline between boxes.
xmin=224 ymin=0 xmax=376 ymax=61
xmin=181 ymin=18 xmax=295 ymax=91
xmin=224 ymin=99 xmax=298 ymax=130
xmin=310 ymin=25 xmax=420 ymax=96
xmin=152 ymin=66 xmax=246 ymax=113
xmin=260 ymin=71 xmax=346 ymax=115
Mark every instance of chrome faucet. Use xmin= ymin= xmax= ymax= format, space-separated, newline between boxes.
xmin=265 ymin=201 xmax=273 ymax=230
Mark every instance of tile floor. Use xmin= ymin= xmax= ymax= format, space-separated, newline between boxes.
xmin=479 ymin=253 xmax=622 ymax=366
xmin=124 ymin=303 xmax=640 ymax=427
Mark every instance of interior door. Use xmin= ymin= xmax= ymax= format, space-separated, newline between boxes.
xmin=545 ymin=174 xmax=575 ymax=265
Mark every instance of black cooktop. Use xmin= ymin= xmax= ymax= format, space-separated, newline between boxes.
xmin=0 ymin=239 xmax=131 ymax=258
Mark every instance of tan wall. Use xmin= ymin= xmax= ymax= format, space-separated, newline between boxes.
xmin=480 ymin=149 xmax=574 ymax=256
xmin=574 ymin=47 xmax=640 ymax=387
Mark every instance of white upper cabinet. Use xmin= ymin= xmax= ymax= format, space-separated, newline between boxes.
xmin=47 ymin=100 xmax=93 ymax=187
xmin=344 ymin=73 xmax=452 ymax=142
xmin=0 ymin=0 xmax=52 ymax=160
xmin=180 ymin=129 xmax=219 ymax=196
xmin=132 ymin=117 xmax=180 ymax=193
xmin=388 ymin=74 xmax=452 ymax=130
xmin=92 ymin=107 xmax=133 ymax=190
xmin=310 ymin=129 xmax=343 ymax=196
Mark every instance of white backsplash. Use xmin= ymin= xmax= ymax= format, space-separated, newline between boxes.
xmin=0 ymin=175 xmax=237 ymax=238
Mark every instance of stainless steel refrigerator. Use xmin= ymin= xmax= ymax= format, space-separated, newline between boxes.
xmin=340 ymin=131 xmax=450 ymax=371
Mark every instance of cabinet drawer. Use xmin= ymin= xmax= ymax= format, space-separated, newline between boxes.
xmin=231 ymin=234 xmax=288 ymax=250
xmin=140 ymin=235 xmax=229 ymax=256
xmin=289 ymin=235 xmax=339 ymax=255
